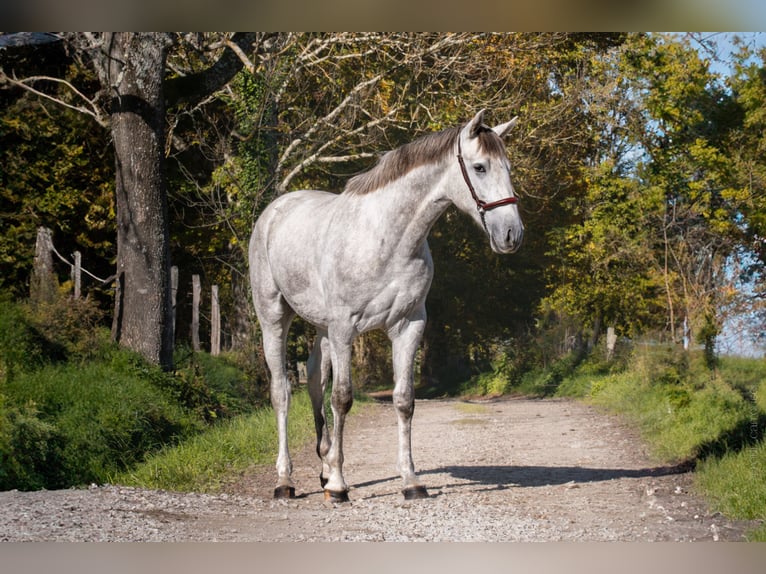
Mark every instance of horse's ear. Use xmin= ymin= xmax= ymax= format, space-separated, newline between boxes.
xmin=467 ymin=109 xmax=486 ymax=138
xmin=492 ymin=116 xmax=519 ymax=139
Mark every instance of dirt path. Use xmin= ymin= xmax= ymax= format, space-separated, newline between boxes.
xmin=0 ymin=396 xmax=757 ymax=541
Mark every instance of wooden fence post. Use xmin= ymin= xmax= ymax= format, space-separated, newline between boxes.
xmin=72 ymin=251 xmax=82 ymax=300
xmin=192 ymin=274 xmax=201 ymax=352
xmin=170 ymin=266 xmax=178 ymax=345
xmin=606 ymin=326 xmax=617 ymax=360
xmin=211 ymin=285 xmax=220 ymax=356
xmin=30 ymin=226 xmax=57 ymax=306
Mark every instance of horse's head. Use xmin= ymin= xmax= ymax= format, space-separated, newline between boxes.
xmin=454 ymin=109 xmax=524 ymax=254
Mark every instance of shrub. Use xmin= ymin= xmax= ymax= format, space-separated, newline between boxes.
xmin=0 ymin=295 xmax=47 ymax=381
xmin=24 ymin=293 xmax=105 ymax=358
xmin=3 ymin=355 xmax=200 ymax=489
xmin=0 ymin=399 xmax=65 ymax=490
xmin=171 ymin=349 xmax=262 ymax=420
xmin=512 ymin=352 xmax=581 ymax=397
xmin=461 ymin=370 xmax=509 ymax=397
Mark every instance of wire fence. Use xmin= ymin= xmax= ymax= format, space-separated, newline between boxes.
xmin=33 ymin=226 xmax=222 ymax=355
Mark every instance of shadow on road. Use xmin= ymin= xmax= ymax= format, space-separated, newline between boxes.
xmin=348 ymin=461 xmax=693 ymax=496
xmin=421 ymin=461 xmax=693 ymax=490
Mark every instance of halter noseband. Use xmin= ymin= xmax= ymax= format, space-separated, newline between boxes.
xmin=456 ymin=134 xmax=518 ymax=231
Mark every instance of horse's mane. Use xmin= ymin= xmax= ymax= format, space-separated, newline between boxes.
xmin=343 ymin=124 xmax=507 ymax=196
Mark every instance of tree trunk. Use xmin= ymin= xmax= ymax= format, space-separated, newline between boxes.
xmin=108 ymin=33 xmax=174 ymax=370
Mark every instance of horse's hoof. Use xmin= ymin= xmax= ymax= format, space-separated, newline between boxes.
xmin=273 ymin=485 xmax=296 ymax=499
xmin=323 ymin=489 xmax=350 ymax=503
xmin=319 ymin=473 xmax=328 ymax=488
xmin=402 ymin=485 xmax=429 ymax=500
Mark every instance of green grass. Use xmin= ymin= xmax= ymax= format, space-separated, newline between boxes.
xmin=695 ymin=438 xmax=766 ymax=541
xmin=583 ymin=371 xmax=750 ymax=462
xmin=2 ymin=352 xmax=200 ymax=489
xmin=1 ymin=295 xmax=271 ymax=491
xmin=113 ymin=389 xmax=317 ymax=493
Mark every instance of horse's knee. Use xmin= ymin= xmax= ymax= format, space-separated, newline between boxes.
xmin=393 ymin=388 xmax=414 ymax=418
xmin=270 ymin=377 xmax=291 ymax=411
xmin=332 ymin=384 xmax=353 ymax=414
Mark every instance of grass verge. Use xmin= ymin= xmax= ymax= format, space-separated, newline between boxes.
xmin=113 ymin=389 xmax=316 ymax=493
xmin=1 ymin=295 xmax=268 ymax=491
xmin=695 ymin=440 xmax=766 ymax=541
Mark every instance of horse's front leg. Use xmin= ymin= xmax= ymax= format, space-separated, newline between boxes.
xmin=389 ymin=308 xmax=429 ymax=500
xmin=322 ymin=330 xmax=354 ymax=502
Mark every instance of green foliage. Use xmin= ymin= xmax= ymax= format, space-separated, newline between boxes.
xmin=0 ymin=70 xmax=114 ymax=299
xmin=461 ymin=370 xmax=510 ymax=398
xmin=514 ymin=353 xmax=582 ymax=397
xmin=3 ymin=356 xmax=200 ymax=488
xmin=696 ymin=440 xmax=766 ymax=539
xmin=114 ymin=389 xmax=316 ymax=493
xmin=541 ymin=33 xmax=766 ymax=358
xmin=352 ymin=330 xmax=394 ymax=391
xmin=0 ymin=297 xmax=264 ymax=491
xmin=0 ymin=294 xmax=45 ymax=381
xmin=0 ymin=399 xmax=63 ymax=490
xmin=168 ymin=348 xmax=263 ymax=422
xmin=554 ymin=352 xmax=625 ymax=398
xmin=543 ymin=163 xmax=666 ymax=337
xmin=24 ymin=292 xmax=106 ymax=358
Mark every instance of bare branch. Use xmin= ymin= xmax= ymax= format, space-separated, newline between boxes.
xmin=224 ymin=37 xmax=256 ymax=74
xmin=278 ymin=106 xmax=397 ymax=192
xmin=277 ymin=73 xmax=383 ymax=170
xmin=165 ymin=32 xmax=259 ymax=108
xmin=314 ymin=153 xmax=377 ymax=163
xmin=0 ymin=71 xmax=109 ymax=127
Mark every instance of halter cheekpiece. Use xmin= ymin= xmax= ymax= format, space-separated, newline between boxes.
xmin=456 ymin=133 xmax=518 ymax=232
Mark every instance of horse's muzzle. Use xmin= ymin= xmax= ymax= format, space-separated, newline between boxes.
xmin=490 ymin=225 xmax=523 ymax=254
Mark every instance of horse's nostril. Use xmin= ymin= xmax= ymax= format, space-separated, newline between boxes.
xmin=506 ymin=227 xmax=523 ymax=250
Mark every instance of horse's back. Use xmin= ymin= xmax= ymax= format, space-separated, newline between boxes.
xmin=250 ymin=190 xmax=336 ymax=255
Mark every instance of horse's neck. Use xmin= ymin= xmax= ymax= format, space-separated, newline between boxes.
xmin=346 ymin=164 xmax=452 ymax=255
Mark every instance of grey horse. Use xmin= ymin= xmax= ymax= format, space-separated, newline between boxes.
xmin=249 ymin=109 xmax=523 ymax=501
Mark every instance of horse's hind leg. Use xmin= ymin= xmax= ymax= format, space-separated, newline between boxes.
xmin=389 ymin=309 xmax=429 ymax=500
xmin=259 ymin=304 xmax=297 ymax=499
xmin=307 ymin=329 xmax=332 ymax=488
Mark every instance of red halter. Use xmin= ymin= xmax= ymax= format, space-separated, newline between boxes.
xmin=456 ymin=135 xmax=518 ymax=219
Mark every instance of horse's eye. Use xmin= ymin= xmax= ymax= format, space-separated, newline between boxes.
xmin=473 ymin=164 xmax=486 ymax=173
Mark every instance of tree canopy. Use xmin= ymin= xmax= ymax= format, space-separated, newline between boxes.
xmin=2 ymin=32 xmax=764 ymax=384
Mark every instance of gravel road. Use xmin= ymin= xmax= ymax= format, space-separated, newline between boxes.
xmin=0 ymin=396 xmax=758 ymax=542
